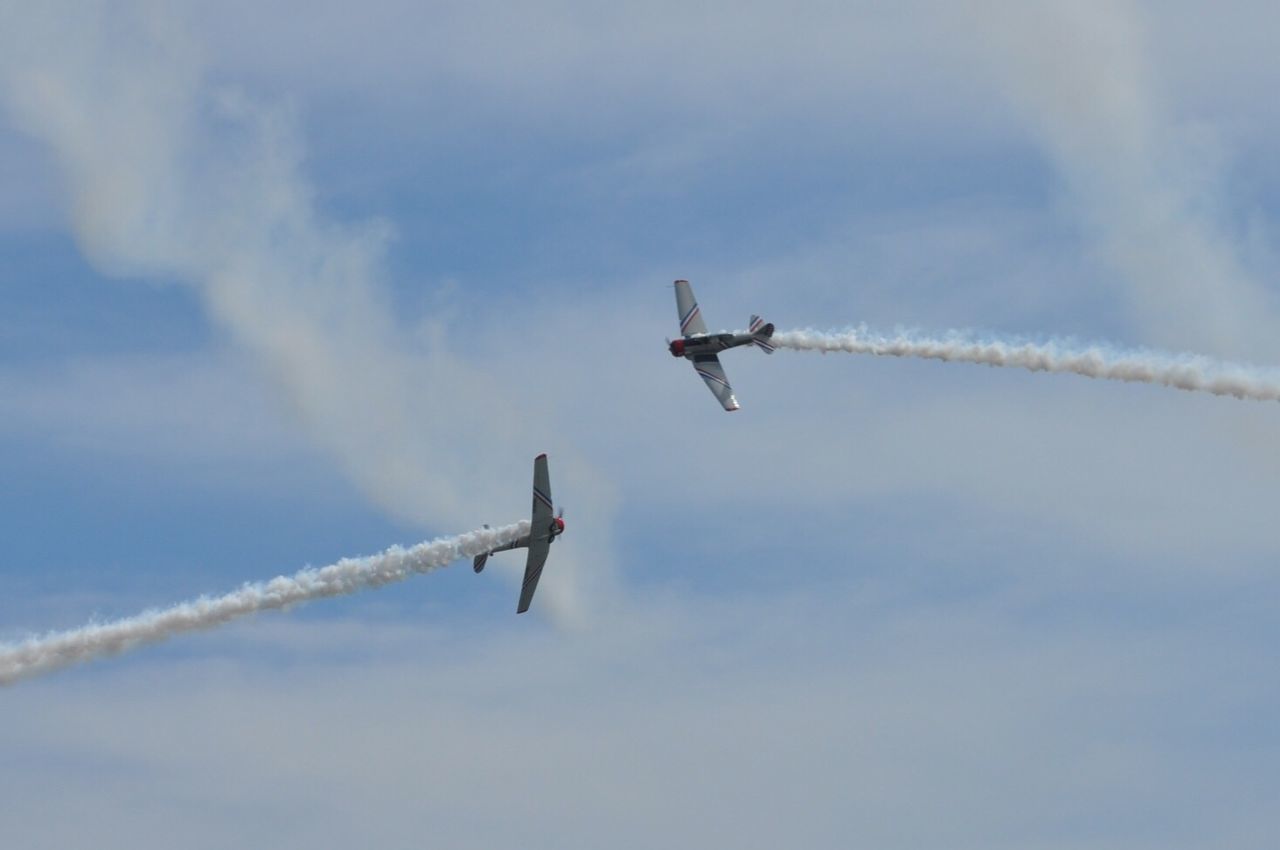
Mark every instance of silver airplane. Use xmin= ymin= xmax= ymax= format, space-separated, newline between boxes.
xmin=667 ymin=279 xmax=774 ymax=411
xmin=473 ymin=453 xmax=565 ymax=613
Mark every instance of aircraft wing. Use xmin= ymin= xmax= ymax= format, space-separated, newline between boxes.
xmin=531 ymin=453 xmax=553 ymax=530
xmin=674 ymin=279 xmax=708 ymax=336
xmin=692 ymin=354 xmax=740 ymax=411
xmin=518 ymin=454 xmax=554 ymax=613
xmin=517 ymin=538 xmax=551 ymax=614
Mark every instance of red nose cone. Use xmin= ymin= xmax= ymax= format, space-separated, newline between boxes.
xmin=669 ymin=339 xmax=685 ymax=357
xmin=555 ymin=517 xmax=565 ymax=533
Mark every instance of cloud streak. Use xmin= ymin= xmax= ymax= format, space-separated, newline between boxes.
xmin=0 ymin=3 xmax=618 ymax=623
xmin=0 ymin=3 xmax=556 ymax=526
xmin=0 ymin=521 xmax=527 ymax=685
xmin=978 ymin=0 xmax=1279 ymax=359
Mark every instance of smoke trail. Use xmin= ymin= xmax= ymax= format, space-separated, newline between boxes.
xmin=0 ymin=521 xmax=526 ymax=686
xmin=772 ymin=327 xmax=1280 ymax=403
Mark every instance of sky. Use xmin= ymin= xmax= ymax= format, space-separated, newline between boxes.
xmin=3 ymin=1 xmax=1280 ymax=847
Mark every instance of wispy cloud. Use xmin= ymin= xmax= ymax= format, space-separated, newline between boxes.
xmin=4 ymin=586 xmax=1277 ymax=848
xmin=0 ymin=353 xmax=305 ymax=464
xmin=0 ymin=2 xmax=617 ymax=624
xmin=977 ymin=0 xmax=1280 ymax=359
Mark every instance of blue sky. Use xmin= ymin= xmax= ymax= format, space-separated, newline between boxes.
xmin=4 ymin=2 xmax=1280 ymax=847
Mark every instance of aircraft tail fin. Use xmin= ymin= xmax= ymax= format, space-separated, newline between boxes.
xmin=749 ymin=315 xmax=776 ymax=354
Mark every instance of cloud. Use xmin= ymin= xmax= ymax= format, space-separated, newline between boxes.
xmin=0 ymin=353 xmax=306 ymax=466
xmin=3 ymin=586 xmax=1278 ymax=848
xmin=975 ymin=0 xmax=1280 ymax=360
xmin=182 ymin=1 xmax=987 ymax=131
xmin=0 ymin=125 xmax=61 ymax=231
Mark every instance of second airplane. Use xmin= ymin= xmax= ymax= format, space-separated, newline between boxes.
xmin=668 ymin=279 xmax=774 ymax=411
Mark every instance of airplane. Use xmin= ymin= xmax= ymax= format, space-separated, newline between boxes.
xmin=667 ymin=279 xmax=774 ymax=411
xmin=473 ymin=453 xmax=565 ymax=613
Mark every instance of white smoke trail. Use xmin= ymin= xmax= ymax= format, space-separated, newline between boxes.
xmin=0 ymin=521 xmax=527 ymax=686
xmin=772 ymin=327 xmax=1280 ymax=403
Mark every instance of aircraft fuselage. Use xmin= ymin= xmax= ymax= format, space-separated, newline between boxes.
xmin=473 ymin=517 xmax=564 ymax=573
xmin=669 ymin=332 xmax=758 ymax=359
xmin=485 ymin=534 xmax=532 ymax=555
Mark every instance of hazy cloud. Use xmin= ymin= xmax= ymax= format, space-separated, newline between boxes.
xmin=976 ymin=0 xmax=1280 ymax=359
xmin=0 ymin=1 xmax=617 ymax=624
